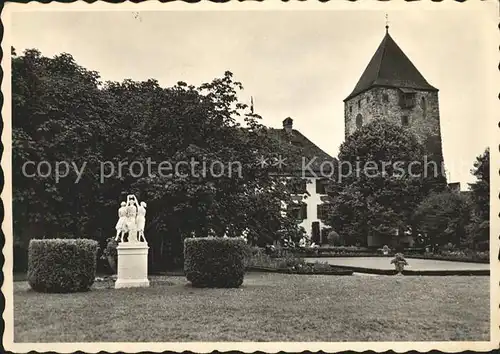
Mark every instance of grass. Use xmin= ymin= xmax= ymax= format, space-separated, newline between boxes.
xmin=13 ymin=273 xmax=489 ymax=342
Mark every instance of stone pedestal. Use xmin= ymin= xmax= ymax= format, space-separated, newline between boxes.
xmin=115 ymin=242 xmax=150 ymax=289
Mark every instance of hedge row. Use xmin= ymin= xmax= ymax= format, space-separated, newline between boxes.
xmin=28 ymin=239 xmax=98 ymax=293
xmin=184 ymin=237 xmax=246 ymax=288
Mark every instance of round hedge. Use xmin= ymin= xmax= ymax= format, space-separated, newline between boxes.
xmin=184 ymin=237 xmax=246 ymax=288
xmin=28 ymin=239 xmax=98 ymax=293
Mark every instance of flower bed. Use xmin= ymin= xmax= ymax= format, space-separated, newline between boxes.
xmin=292 ymin=247 xmax=489 ymax=263
xmin=248 ymin=263 xmax=353 ymax=275
xmin=245 ymin=247 xmax=352 ymax=275
xmin=248 ymin=246 xmax=490 ymax=267
xmin=299 ymin=252 xmax=386 ymax=258
xmin=407 ymin=251 xmax=489 ymax=264
xmin=287 ymin=262 xmax=353 ymax=275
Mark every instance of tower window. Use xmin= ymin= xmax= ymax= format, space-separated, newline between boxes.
xmin=383 ymin=93 xmax=389 ymax=102
xmin=401 ymin=115 xmax=409 ymax=127
xmin=399 ymin=90 xmax=416 ymax=108
xmin=357 ymin=100 xmax=361 ymax=108
xmin=356 ymin=113 xmax=363 ymax=129
xmin=421 ymin=97 xmax=427 ymax=118
xmin=349 ymin=105 xmax=352 ymax=113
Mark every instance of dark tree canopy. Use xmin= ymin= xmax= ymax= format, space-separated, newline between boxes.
xmin=325 ymin=119 xmax=446 ymax=245
xmin=413 ymin=191 xmax=471 ymax=247
xmin=12 ymin=49 xmax=302 ymax=270
xmin=466 ymin=148 xmax=489 ymax=249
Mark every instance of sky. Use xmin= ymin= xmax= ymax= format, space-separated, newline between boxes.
xmin=9 ymin=3 xmax=498 ymax=189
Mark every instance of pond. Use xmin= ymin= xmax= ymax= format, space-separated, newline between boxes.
xmin=306 ymin=257 xmax=490 ymax=271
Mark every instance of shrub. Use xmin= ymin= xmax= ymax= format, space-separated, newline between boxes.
xmin=101 ymin=238 xmax=118 ymax=273
xmin=244 ymin=246 xmax=271 ymax=268
xmin=184 ymin=237 xmax=246 ymax=288
xmin=276 ymin=253 xmax=305 ymax=269
xmin=327 ymin=230 xmax=342 ymax=246
xmin=28 ymin=239 xmax=98 ymax=293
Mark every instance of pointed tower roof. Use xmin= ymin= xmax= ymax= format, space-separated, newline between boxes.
xmin=344 ymin=31 xmax=438 ymax=101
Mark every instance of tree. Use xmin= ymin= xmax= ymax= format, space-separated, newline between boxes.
xmin=325 ymin=119 xmax=445 ymax=246
xmin=466 ymin=148 xmax=489 ymax=250
xmin=12 ymin=49 xmax=109 ymax=247
xmin=12 ymin=49 xmax=301 ymax=270
xmin=413 ymin=191 xmax=472 ymax=247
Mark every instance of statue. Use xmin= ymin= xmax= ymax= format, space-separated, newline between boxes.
xmin=124 ymin=195 xmax=139 ymax=243
xmin=115 ymin=194 xmax=148 ymax=243
xmin=390 ymin=253 xmax=408 ymax=274
xmin=135 ymin=197 xmax=147 ymax=243
xmin=115 ymin=201 xmax=127 ymax=242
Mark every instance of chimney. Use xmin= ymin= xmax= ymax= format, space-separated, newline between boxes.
xmin=283 ymin=117 xmax=293 ymax=133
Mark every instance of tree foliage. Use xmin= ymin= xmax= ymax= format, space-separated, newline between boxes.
xmin=325 ymin=119 xmax=446 ymax=245
xmin=413 ymin=191 xmax=471 ymax=247
xmin=13 ymin=48 xmax=301 ymax=270
xmin=466 ymin=148 xmax=489 ymax=249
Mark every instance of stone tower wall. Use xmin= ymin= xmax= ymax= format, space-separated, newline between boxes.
xmin=344 ymin=87 xmax=443 ymax=162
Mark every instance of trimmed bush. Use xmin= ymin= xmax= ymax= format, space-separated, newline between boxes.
xmin=184 ymin=237 xmax=246 ymax=288
xmin=28 ymin=239 xmax=98 ymax=293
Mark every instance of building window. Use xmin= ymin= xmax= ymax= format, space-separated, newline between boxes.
xmin=356 ymin=113 xmax=363 ymax=129
xmin=315 ymin=179 xmax=327 ymax=194
xmin=300 ymin=203 xmax=307 ymax=220
xmin=288 ymin=179 xmax=307 ymax=194
xmin=400 ymin=91 xmax=416 ymax=108
xmin=421 ymin=97 xmax=427 ymax=118
xmin=401 ymin=115 xmax=409 ymax=127
xmin=317 ymin=204 xmax=329 ymax=222
xmin=349 ymin=105 xmax=352 ymax=113
xmin=288 ymin=202 xmax=307 ymax=221
xmin=383 ymin=93 xmax=389 ymax=102
xmin=357 ymin=100 xmax=361 ymax=109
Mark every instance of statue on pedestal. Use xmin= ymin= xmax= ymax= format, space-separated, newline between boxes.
xmin=115 ymin=194 xmax=147 ymax=243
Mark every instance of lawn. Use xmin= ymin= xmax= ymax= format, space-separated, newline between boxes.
xmin=13 ymin=273 xmax=489 ymax=342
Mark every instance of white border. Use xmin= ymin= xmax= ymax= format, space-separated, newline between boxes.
xmin=2 ymin=1 xmax=498 ymax=352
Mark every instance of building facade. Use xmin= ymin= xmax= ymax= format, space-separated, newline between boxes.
xmin=270 ymin=118 xmax=333 ymax=242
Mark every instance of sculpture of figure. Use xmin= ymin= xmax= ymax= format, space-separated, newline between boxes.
xmin=115 ymin=194 xmax=148 ymax=243
xmin=124 ymin=195 xmax=139 ymax=243
xmin=390 ymin=253 xmax=408 ymax=274
xmin=133 ymin=195 xmax=147 ymax=243
xmin=299 ymin=237 xmax=307 ymax=248
xmin=114 ymin=201 xmax=128 ymax=242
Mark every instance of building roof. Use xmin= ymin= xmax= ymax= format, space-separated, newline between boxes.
xmin=344 ymin=31 xmax=438 ymax=101
xmin=268 ymin=126 xmax=335 ymax=175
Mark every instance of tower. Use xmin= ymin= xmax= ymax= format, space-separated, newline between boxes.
xmin=343 ymin=27 xmax=444 ymax=166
